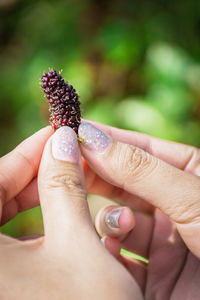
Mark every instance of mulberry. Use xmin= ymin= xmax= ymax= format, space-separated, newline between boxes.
xmin=41 ymin=69 xmax=81 ymax=134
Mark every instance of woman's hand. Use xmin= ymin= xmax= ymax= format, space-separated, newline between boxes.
xmin=78 ymin=121 xmax=200 ymax=299
xmin=0 ymin=127 xmax=142 ymax=300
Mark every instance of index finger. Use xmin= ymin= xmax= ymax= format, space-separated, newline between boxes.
xmin=0 ymin=127 xmax=52 ymax=212
xmin=85 ymin=120 xmax=200 ymax=174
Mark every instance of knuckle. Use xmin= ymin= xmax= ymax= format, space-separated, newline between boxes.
xmin=169 ymin=197 xmax=200 ymax=225
xmin=116 ymin=143 xmax=158 ymax=183
xmin=14 ymin=148 xmax=37 ymax=175
xmin=126 ymin=146 xmax=146 ymax=172
xmin=42 ymin=168 xmax=86 ymax=198
xmin=185 ymin=147 xmax=200 ymax=176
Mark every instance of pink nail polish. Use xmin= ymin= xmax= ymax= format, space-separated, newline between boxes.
xmin=78 ymin=122 xmax=111 ymax=153
xmin=52 ymin=126 xmax=79 ymax=162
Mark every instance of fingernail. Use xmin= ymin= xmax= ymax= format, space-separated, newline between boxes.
xmin=78 ymin=122 xmax=111 ymax=153
xmin=52 ymin=126 xmax=79 ymax=163
xmin=101 ymin=236 xmax=107 ymax=246
xmin=106 ymin=208 xmax=123 ymax=228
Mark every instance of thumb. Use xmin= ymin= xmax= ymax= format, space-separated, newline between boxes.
xmin=38 ymin=126 xmax=92 ymax=244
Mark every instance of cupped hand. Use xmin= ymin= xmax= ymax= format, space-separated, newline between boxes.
xmin=78 ymin=121 xmax=200 ymax=299
xmin=0 ymin=126 xmax=142 ymax=300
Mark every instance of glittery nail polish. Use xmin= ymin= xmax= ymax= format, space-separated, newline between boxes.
xmin=52 ymin=126 xmax=79 ymax=162
xmin=106 ymin=208 xmax=123 ymax=228
xmin=78 ymin=122 xmax=111 ymax=153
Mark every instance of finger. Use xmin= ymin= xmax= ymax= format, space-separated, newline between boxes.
xmin=79 ymin=122 xmax=200 ymax=226
xmin=84 ymin=161 xmax=154 ymax=214
xmin=1 ymin=178 xmax=39 ymax=225
xmin=38 ymin=126 xmax=93 ymax=245
xmin=101 ymin=232 xmax=149 ymax=292
xmin=1 ymin=157 xmax=152 ymax=226
xmin=98 ymin=208 xmax=153 ymax=260
xmin=120 ymin=250 xmax=148 ymax=292
xmin=95 ymin=205 xmax=135 ymax=238
xmin=101 ymin=236 xmax=121 ymax=258
xmin=0 ymin=127 xmax=52 ymax=217
xmin=18 ymin=234 xmax=43 ymax=241
xmin=96 ymin=204 xmax=151 ymax=291
xmin=146 ymin=209 xmax=188 ymax=298
xmin=1 ymin=161 xmax=151 ymax=226
xmin=100 ymin=211 xmax=154 ymax=292
xmin=122 ymin=212 xmax=153 ymax=259
xmin=96 ymin=206 xmax=153 ymax=291
xmin=83 ymin=120 xmax=200 ymax=175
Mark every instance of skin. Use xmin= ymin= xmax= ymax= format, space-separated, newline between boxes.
xmin=0 ymin=122 xmax=200 ymax=299
xmin=80 ymin=121 xmax=200 ymax=299
xmin=0 ymin=126 xmax=141 ymax=300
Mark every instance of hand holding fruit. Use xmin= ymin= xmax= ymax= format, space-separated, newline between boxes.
xmin=0 ymin=126 xmax=141 ymax=300
xmin=0 ymin=120 xmax=200 ymax=299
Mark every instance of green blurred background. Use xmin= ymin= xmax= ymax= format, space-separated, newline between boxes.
xmin=1 ymin=0 xmax=200 ymax=237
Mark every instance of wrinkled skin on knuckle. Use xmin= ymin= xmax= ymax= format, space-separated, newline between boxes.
xmin=39 ymin=165 xmax=86 ymax=199
xmin=108 ymin=142 xmax=158 ymax=186
xmin=52 ymin=173 xmax=85 ymax=197
xmin=186 ymin=148 xmax=200 ymax=176
xmin=169 ymin=188 xmax=200 ymax=225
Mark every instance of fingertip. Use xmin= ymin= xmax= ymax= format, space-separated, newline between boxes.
xmin=51 ymin=126 xmax=80 ymax=163
xmin=95 ymin=205 xmax=135 ymax=239
xmin=118 ymin=207 xmax=135 ymax=233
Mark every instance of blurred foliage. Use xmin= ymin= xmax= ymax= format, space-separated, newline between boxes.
xmin=0 ymin=0 xmax=200 ymax=237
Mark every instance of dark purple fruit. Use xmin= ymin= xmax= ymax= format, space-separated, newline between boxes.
xmin=41 ymin=69 xmax=81 ymax=134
